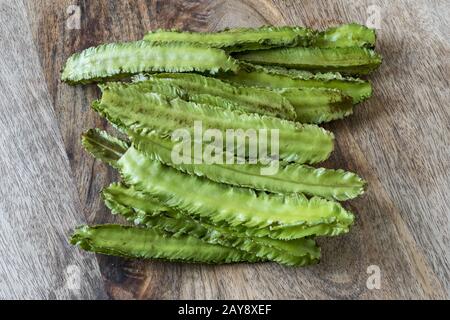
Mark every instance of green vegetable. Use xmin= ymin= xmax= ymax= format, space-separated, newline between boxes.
xmin=100 ymin=80 xmax=186 ymax=101
xmin=66 ymin=23 xmax=375 ymax=266
xmin=234 ymin=47 xmax=382 ymax=75
xmin=134 ymin=133 xmax=364 ymax=201
xmin=132 ymin=73 xmax=355 ymax=124
xmin=70 ymin=224 xmax=259 ymax=263
xmin=117 ymin=146 xmax=354 ymax=240
xmin=103 ymin=183 xmax=320 ymax=266
xmin=131 ymin=73 xmax=297 ymax=120
xmin=94 ymin=86 xmax=334 ymax=164
xmin=143 ymin=26 xmax=315 ymax=52
xmin=81 ymin=128 xmax=129 ymax=168
xmin=218 ymin=63 xmax=372 ymax=104
xmin=142 ymin=24 xmax=375 ymax=52
xmin=61 ymin=41 xmax=239 ymax=84
xmin=82 ymin=129 xmax=365 ymax=201
xmin=131 ymin=71 xmax=354 ymax=124
xmin=275 ymin=87 xmax=354 ymax=123
xmin=314 ymin=23 xmax=376 ymax=48
xmin=102 ymin=183 xmax=168 ymax=220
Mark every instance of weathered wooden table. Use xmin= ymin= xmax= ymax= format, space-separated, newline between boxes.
xmin=0 ymin=0 xmax=448 ymax=299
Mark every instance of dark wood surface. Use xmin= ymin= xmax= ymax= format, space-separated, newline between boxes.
xmin=0 ymin=0 xmax=447 ymax=299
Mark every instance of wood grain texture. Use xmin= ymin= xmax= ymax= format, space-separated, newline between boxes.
xmin=18 ymin=0 xmax=450 ymax=299
xmin=0 ymin=0 xmax=106 ymax=299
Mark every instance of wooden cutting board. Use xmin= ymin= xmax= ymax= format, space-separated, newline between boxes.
xmin=1 ymin=0 xmax=448 ymax=299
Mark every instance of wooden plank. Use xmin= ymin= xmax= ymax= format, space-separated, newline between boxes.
xmin=23 ymin=0 xmax=449 ymax=299
xmin=0 ymin=0 xmax=106 ymax=299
